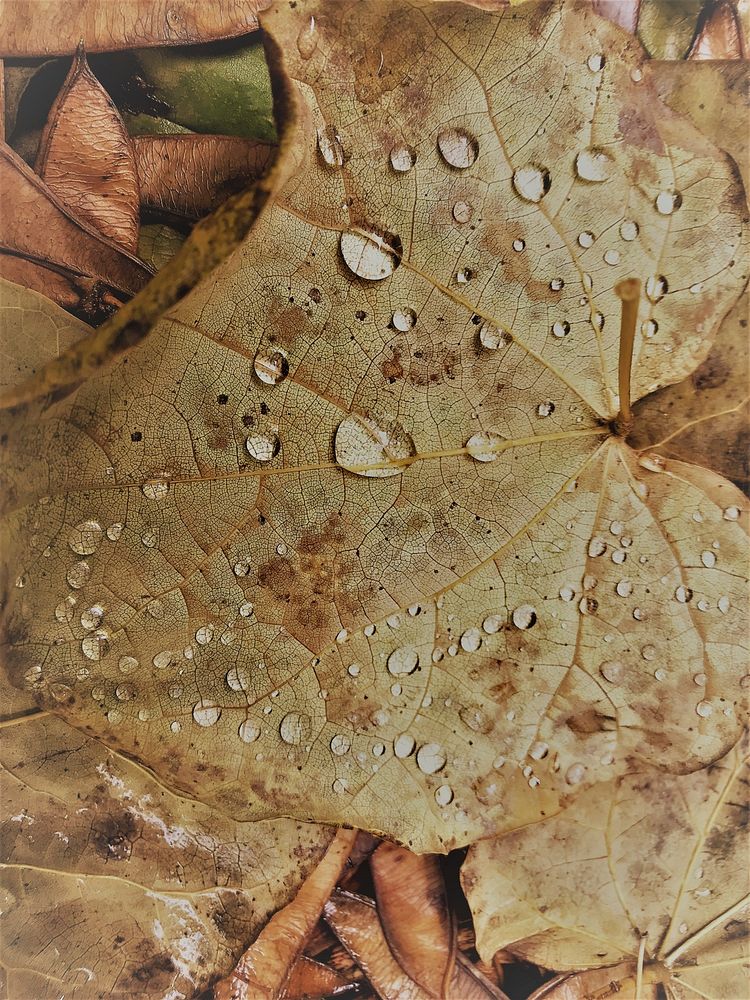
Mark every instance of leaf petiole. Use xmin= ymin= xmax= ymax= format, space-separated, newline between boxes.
xmin=614 ymin=277 xmax=641 ymax=436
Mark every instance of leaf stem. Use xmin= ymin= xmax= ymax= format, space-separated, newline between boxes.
xmin=635 ymin=934 xmax=647 ymax=998
xmin=614 ymin=277 xmax=641 ymax=436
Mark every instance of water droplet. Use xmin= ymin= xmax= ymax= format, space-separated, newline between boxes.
xmin=390 ymin=144 xmax=416 ymax=172
xmin=612 ymin=550 xmax=626 ymax=565
xmin=296 ymin=15 xmax=317 ymax=58
xmin=392 ymin=307 xmax=417 ymax=332
xmin=169 ymin=684 xmax=183 ymax=699
xmin=80 ymin=605 xmax=104 ymax=629
xmin=718 ymin=595 xmax=730 ymax=614
xmin=474 ymin=775 xmax=502 ymax=806
xmin=330 ymin=734 xmax=351 ymax=756
xmin=579 ymin=596 xmax=598 ymax=615
xmin=238 ymin=719 xmax=260 ymax=743
xmin=604 ymin=249 xmax=620 ymax=266
xmin=655 ymin=190 xmax=682 ymax=215
xmin=233 ymin=555 xmax=252 ymax=577
xmin=578 ymin=230 xmax=594 ymax=248
xmin=641 ymin=644 xmax=656 ymax=661
xmin=387 ymin=646 xmax=419 ymax=675
xmin=437 ymin=127 xmax=478 ymax=169
xmin=559 ymin=585 xmax=575 ymax=602
xmin=246 ymin=432 xmax=280 ymax=462
xmin=68 ymin=520 xmax=103 ymax=555
xmin=550 ymin=277 xmax=565 ymax=291
xmin=193 ymin=701 xmax=221 ymax=727
xmin=512 ymin=604 xmax=537 ymax=630
xmin=646 ymin=275 xmax=668 ymax=303
xmin=566 ymin=762 xmax=586 ymax=784
xmin=332 ymin=777 xmax=349 ymax=794
xmin=254 ymin=349 xmax=289 ymax=385
xmin=551 ymin=320 xmax=570 ymax=339
xmin=416 ymin=742 xmax=446 ymax=774
xmin=394 ymin=733 xmax=415 ymax=758
xmin=142 ymin=479 xmax=169 ymax=501
xmin=529 ymin=741 xmax=548 ymax=760
xmin=675 ymin=585 xmax=693 ymax=603
xmin=455 ymin=266 xmax=474 ymax=284
xmin=701 ymin=550 xmax=716 ymax=568
xmin=67 ymin=560 xmax=91 ymax=589
xmin=153 ymin=650 xmax=175 ymax=669
xmin=119 ymin=655 xmax=138 ymax=674
xmin=460 ymin=627 xmax=482 ymax=653
xmin=587 ymin=53 xmax=605 ymax=71
xmin=482 ymin=614 xmax=503 ymax=633
xmin=466 ymin=430 xmax=506 ymax=463
xmin=226 ymin=666 xmax=250 ymax=691
xmin=537 ymin=401 xmax=555 ymax=418
xmin=638 ymin=453 xmax=666 ymax=473
xmin=335 ymin=412 xmax=415 ymax=477
xmin=512 ymin=163 xmax=551 ymax=203
xmin=435 ymin=785 xmax=454 ymax=806
xmin=478 ymin=320 xmax=512 ymax=351
xmin=588 ymin=536 xmax=607 ymax=557
xmin=723 ymin=506 xmax=740 ymax=521
xmin=317 ymin=126 xmax=344 ymax=168
xmin=575 ymin=147 xmax=613 ymax=183
xmin=615 ymin=579 xmax=633 ymax=598
xmin=694 ymin=673 xmax=707 ymax=687
xmin=82 ymin=630 xmax=110 ymax=661
xmin=106 ymin=523 xmax=123 ymax=541
xmin=340 ymin=229 xmax=401 ymax=280
xmin=115 ymin=683 xmax=135 ymax=702
xmin=619 ymin=219 xmax=639 ymax=241
xmin=170 ymin=720 xmax=181 ymax=734
xmin=195 ymin=625 xmax=214 ymax=645
xmin=55 ymin=595 xmax=77 ymax=622
xmin=239 ymin=600 xmax=255 ymax=618
xmin=280 ymin=711 xmax=310 ymax=745
xmin=512 ymin=238 xmax=526 ymax=252
xmin=696 ymin=700 xmax=713 ymax=718
xmin=630 ymin=66 xmax=643 ymax=82
xmin=452 ymin=200 xmax=473 ymax=223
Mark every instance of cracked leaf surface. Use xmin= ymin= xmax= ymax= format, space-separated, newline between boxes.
xmin=1 ymin=0 xmax=748 ymax=852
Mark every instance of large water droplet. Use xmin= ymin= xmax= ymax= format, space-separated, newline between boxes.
xmin=575 ymin=147 xmax=613 ymax=183
xmin=578 ymin=230 xmax=595 ymax=248
xmin=82 ymin=629 xmax=110 ymax=661
xmin=330 ymin=734 xmax=352 ymax=756
xmin=512 ymin=604 xmax=537 ymax=630
xmin=452 ymin=200 xmax=473 ymax=223
xmin=280 ymin=711 xmax=310 ymax=745
xmin=387 ymin=646 xmax=419 ymax=675
xmin=193 ymin=700 xmax=221 ymax=727
xmin=80 ymin=605 xmax=104 ymax=630
xmin=335 ymin=412 xmax=415 ymax=478
xmin=460 ymin=627 xmax=482 ymax=653
xmin=340 ymin=229 xmax=401 ymax=280
xmin=416 ymin=742 xmax=446 ymax=774
xmin=226 ymin=666 xmax=251 ymax=691
xmin=392 ymin=307 xmax=417 ymax=332
xmin=246 ymin=432 xmax=280 ymax=462
xmin=478 ymin=320 xmax=512 ymax=351
xmin=512 ymin=163 xmax=551 ymax=203
xmin=254 ymin=349 xmax=289 ymax=385
xmin=655 ymin=190 xmax=682 ymax=215
xmin=619 ymin=219 xmax=639 ymax=241
xmin=67 ymin=560 xmax=91 ymax=590
xmin=296 ymin=16 xmax=318 ymax=58
xmin=437 ymin=127 xmax=478 ymax=169
xmin=317 ymin=126 xmax=345 ymax=168
xmin=551 ymin=320 xmax=570 ymax=339
xmin=394 ymin=733 xmax=415 ymax=758
xmin=68 ymin=520 xmax=103 ymax=555
xmin=435 ymin=784 xmax=454 ymax=806
xmin=466 ymin=430 xmax=506 ymax=463
xmin=646 ymin=275 xmax=668 ymax=303
xmin=390 ymin=145 xmax=416 ymax=173
xmin=142 ymin=479 xmax=169 ymax=501
xmin=239 ymin=719 xmax=260 ymax=743
xmin=587 ymin=53 xmax=605 ymax=72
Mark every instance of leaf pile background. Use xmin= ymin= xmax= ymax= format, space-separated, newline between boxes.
xmin=0 ymin=0 xmax=748 ymax=998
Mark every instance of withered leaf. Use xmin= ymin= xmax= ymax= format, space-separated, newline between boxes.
xmin=36 ymin=48 xmax=140 ymax=253
xmin=0 ymin=1 xmax=268 ymax=57
xmin=0 ymin=0 xmax=748 ymax=858
xmin=138 ymin=223 xmax=187 ymax=272
xmin=134 ymin=134 xmax=276 ymax=221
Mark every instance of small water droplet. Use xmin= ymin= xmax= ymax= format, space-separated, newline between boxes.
xmin=640 ymin=319 xmax=658 ymax=339
xmin=551 ymin=320 xmax=570 ymax=339
xmin=416 ymin=742 xmax=446 ymax=774
xmin=390 ymin=144 xmax=416 ymax=172
xmin=559 ymin=585 xmax=575 ymax=602
xmin=619 ymin=219 xmax=639 ymax=241
xmin=394 ymin=733 xmax=415 ymax=758
xmin=233 ymin=555 xmax=252 ymax=577
xmin=330 ymin=734 xmax=351 ymax=756
xmin=718 ymin=595 xmax=730 ymax=614
xmin=604 ymin=249 xmax=620 ymax=266
xmin=437 ymin=127 xmax=478 ymax=169
xmin=452 ymin=200 xmax=473 ymax=223
xmin=246 ymin=432 xmax=280 ymax=462
xmin=655 ymin=190 xmax=682 ymax=215
xmin=587 ymin=53 xmax=605 ymax=71
xmin=529 ymin=741 xmax=548 ymax=761
xmin=700 ymin=550 xmax=716 ymax=568
xmin=575 ymin=147 xmax=613 ymax=182
xmin=142 ymin=480 xmax=169 ymax=501
xmin=115 ymin=683 xmax=136 ymax=702
xmin=119 ymin=655 xmax=138 ymax=674
xmin=106 ymin=522 xmax=123 ymax=541
xmin=55 ymin=595 xmax=77 ymax=622
xmin=392 ymin=307 xmax=417 ymax=332
xmin=67 ymin=560 xmax=91 ymax=590
xmin=537 ymin=401 xmax=555 ymax=418
xmin=696 ymin=700 xmax=713 ymax=718
xmin=566 ymin=762 xmax=586 ymax=784
xmin=195 ymin=625 xmax=214 ymax=645
xmin=455 ymin=266 xmax=474 ymax=284
xmin=466 ymin=430 xmax=506 ymax=463
xmin=675 ymin=585 xmax=693 ymax=604
xmin=335 ymin=412 xmax=415 ymax=477
xmin=80 ymin=604 xmax=104 ymax=630
xmin=460 ymin=627 xmax=482 ymax=653
xmin=239 ymin=600 xmax=255 ymax=618
xmin=588 ymin=536 xmax=607 ymax=557
xmin=550 ymin=277 xmax=565 ymax=292
xmin=193 ymin=700 xmax=221 ymax=727
xmin=646 ymin=275 xmax=668 ymax=303
xmin=630 ymin=66 xmax=643 ymax=82
xmin=226 ymin=666 xmax=250 ymax=692
xmin=332 ymin=777 xmax=349 ymax=794
xmin=482 ymin=614 xmax=503 ymax=633
xmin=254 ymin=349 xmax=289 ymax=385
xmin=512 ymin=238 xmax=526 ymax=252
xmin=638 ymin=453 xmax=666 ymax=473
xmin=615 ymin=579 xmax=633 ymax=598
xmin=82 ymin=630 xmax=110 ymax=661
xmin=578 ymin=230 xmax=594 ymax=248
xmin=141 ymin=529 xmax=157 ymax=548
xmin=723 ymin=505 xmax=740 ymax=521
xmin=512 ymin=604 xmax=537 ymax=630
xmin=641 ymin=644 xmax=656 ymax=661
xmin=238 ymin=719 xmax=260 ymax=743
xmin=296 ymin=15 xmax=317 ymax=57
xmin=68 ymin=520 xmax=103 ymax=555
xmin=170 ymin=720 xmax=182 ymax=734
xmin=512 ymin=163 xmax=551 ymax=203
xmin=435 ymin=784 xmax=454 ymax=806
xmin=478 ymin=320 xmax=512 ymax=351
xmin=317 ymin=126 xmax=345 ymax=168
xmin=387 ymin=646 xmax=419 ymax=675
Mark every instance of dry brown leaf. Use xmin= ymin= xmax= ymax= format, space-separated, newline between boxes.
xmin=0 ymin=711 xmax=333 ymax=998
xmin=0 ymin=254 xmax=125 ymax=325
xmin=370 ymin=843 xmax=455 ymax=997
xmin=0 ymin=141 xmax=151 ymax=299
xmin=689 ymin=0 xmax=746 ymax=58
xmin=214 ymin=827 xmax=357 ymax=1000
xmin=462 ymin=731 xmax=750 ymax=999
xmin=281 ymin=955 xmax=352 ymax=999
xmin=134 ymin=134 xmax=276 ymax=220
xmin=0 ymin=1 xmax=268 ymax=57
xmin=36 ymin=48 xmax=140 ymax=253
xmin=0 ymin=277 xmax=90 ymax=391
xmin=0 ymin=0 xmax=748 ymax=859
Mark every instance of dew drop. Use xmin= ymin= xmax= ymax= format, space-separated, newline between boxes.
xmin=575 ymin=147 xmax=613 ymax=183
xmin=142 ymin=479 xmax=169 ymax=501
xmin=529 ymin=741 xmax=549 ymax=760
xmin=280 ymin=711 xmax=310 ymax=745
xmin=195 ymin=625 xmax=214 ymax=645
xmin=316 ymin=126 xmax=345 ymax=168
xmin=80 ymin=605 xmax=104 ymax=630
xmin=168 ymin=683 xmax=183 ymax=699
xmin=638 ymin=453 xmax=666 ymax=473
xmin=512 ymin=604 xmax=537 ymax=630
xmin=615 ymin=579 xmax=633 ymax=598
xmin=340 ymin=229 xmax=401 ymax=280
xmin=675 ymin=585 xmax=693 ymax=603
xmin=655 ymin=190 xmax=682 ymax=215
xmin=537 ymin=401 xmax=555 ymax=418
xmin=82 ymin=629 xmax=110 ymax=661
xmin=332 ymin=777 xmax=349 ymax=794
xmin=106 ymin=523 xmax=123 ymax=541
xmin=67 ymin=560 xmax=91 ymax=590
xmin=578 ymin=230 xmax=594 ymax=248
xmin=559 ymin=585 xmax=575 ymax=602
xmin=193 ymin=700 xmax=221 ymax=727
xmin=641 ymin=319 xmax=658 ymax=339
xmin=512 ymin=238 xmax=526 ymax=252
xmin=452 ymin=200 xmax=473 ymax=223
xmin=55 ymin=595 xmax=77 ymax=622
xmin=141 ymin=530 xmax=157 ymax=548
xmin=390 ymin=144 xmax=416 ymax=172
xmin=119 ymin=655 xmax=138 ymax=674
xmin=587 ymin=53 xmax=605 ymax=71
xmin=478 ymin=321 xmax=512 ymax=351
xmin=455 ymin=266 xmax=474 ymax=284
xmin=619 ymin=219 xmax=639 ymax=241
xmin=296 ymin=15 xmax=317 ymax=58
xmin=482 ymin=614 xmax=503 ymax=633
xmin=394 ymin=733 xmax=416 ymax=758
xmin=226 ymin=666 xmax=250 ymax=691
xmin=550 ymin=277 xmax=565 ymax=292
xmin=392 ymin=307 xmax=417 ymax=332
xmin=239 ymin=600 xmax=255 ymax=618
xmin=115 ymin=683 xmax=136 ymax=702
xmin=604 ymin=249 xmax=620 ymax=266
xmin=551 ymin=320 xmax=570 ymax=339
xmin=435 ymin=784 xmax=454 ymax=806
xmin=387 ymin=646 xmax=419 ymax=676
xmin=566 ymin=762 xmax=586 ymax=784
xmin=723 ymin=506 xmax=740 ymax=521
xmin=254 ymin=349 xmax=289 ymax=385
xmin=170 ymin=720 xmax=181 ymax=734
xmin=512 ymin=163 xmax=551 ymax=203
xmin=437 ymin=127 xmax=478 ymax=169
xmin=335 ymin=412 xmax=415 ymax=478
xmin=588 ymin=536 xmax=607 ymax=557
xmin=153 ymin=650 xmax=175 ymax=669
xmin=460 ymin=627 xmax=482 ymax=653
xmin=238 ymin=719 xmax=260 ymax=743
xmin=68 ymin=520 xmax=103 ymax=556
xmin=696 ymin=700 xmax=713 ymax=718
xmin=645 ymin=275 xmax=668 ymax=303
xmin=466 ymin=430 xmax=506 ymax=463
xmin=416 ymin=742 xmax=446 ymax=774
xmin=330 ymin=734 xmax=352 ymax=756
xmin=718 ymin=595 xmax=731 ymax=614
xmin=233 ymin=555 xmax=252 ymax=577
xmin=641 ymin=645 xmax=656 ymax=661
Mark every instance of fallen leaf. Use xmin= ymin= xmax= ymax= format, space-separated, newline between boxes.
xmin=689 ymin=0 xmax=746 ymax=58
xmin=636 ymin=0 xmax=708 ymax=58
xmin=3 ymin=60 xmax=54 ymax=140
xmin=134 ymin=134 xmax=276 ymax=220
xmin=134 ymin=36 xmax=276 ymax=142
xmin=0 ymin=1 xmax=268 ymax=58
xmin=124 ymin=110 xmax=192 ymax=136
xmin=461 ymin=732 xmax=750 ymax=999
xmin=0 ymin=0 xmax=748 ymax=857
xmin=370 ymin=843 xmax=455 ymax=997
xmin=214 ymin=827 xmax=357 ymax=1000
xmin=36 ymin=48 xmax=140 ymax=253
xmin=0 ymin=276 xmax=90 ymax=390
xmin=281 ymin=955 xmax=352 ymax=999
xmin=0 ymin=141 xmax=151 ymax=299
xmin=0 ymin=253 xmax=125 ymax=325
xmin=138 ymin=222 xmax=187 ymax=271
xmin=0 ymin=711 xmax=333 ymax=998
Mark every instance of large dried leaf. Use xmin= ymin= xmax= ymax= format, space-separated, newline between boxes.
xmin=0 ymin=712 xmax=333 ymax=998
xmin=138 ymin=223 xmax=187 ymax=272
xmin=36 ymin=48 xmax=140 ymax=253
xmin=461 ymin=733 xmax=750 ymax=999
xmin=0 ymin=1 xmax=268 ymax=57
xmin=0 ymin=0 xmax=748 ymax=855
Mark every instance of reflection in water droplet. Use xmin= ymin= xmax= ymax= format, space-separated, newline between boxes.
xmin=512 ymin=163 xmax=551 ymax=203
xmin=193 ymin=701 xmax=221 ymax=727
xmin=619 ymin=219 xmax=639 ymax=241
xmin=296 ymin=16 xmax=317 ymax=58
xmin=335 ymin=412 xmax=415 ymax=478
xmin=417 ymin=742 xmax=446 ymax=774
xmin=452 ymin=200 xmax=473 ymax=223
xmin=387 ymin=646 xmax=419 ymax=675
xmin=512 ymin=604 xmax=537 ymax=630
xmin=142 ymin=480 xmax=169 ymax=501
xmin=67 ymin=560 xmax=91 ymax=590
xmin=437 ymin=127 xmax=478 ymax=169
xmin=317 ymin=126 xmax=345 ymax=167
xmin=239 ymin=719 xmax=260 ymax=743
xmin=478 ymin=321 xmax=512 ymax=351
xmin=655 ymin=190 xmax=682 ymax=215
xmin=394 ymin=733 xmax=415 ymax=758
xmin=578 ymin=231 xmax=594 ymax=248
xmin=466 ymin=430 xmax=506 ymax=463
xmin=254 ymin=349 xmax=289 ymax=385
xmin=280 ymin=711 xmax=310 ymax=745
xmin=68 ymin=520 xmax=103 ymax=555
xmin=246 ymin=433 xmax=280 ymax=462
xmin=575 ymin=147 xmax=613 ymax=183
xmin=646 ymin=275 xmax=668 ymax=303
xmin=82 ymin=630 xmax=110 ymax=661
xmin=435 ymin=785 xmax=454 ymax=806
xmin=390 ymin=145 xmax=416 ymax=172
xmin=392 ymin=307 xmax=417 ymax=332
xmin=340 ymin=229 xmax=401 ymax=280
xmin=723 ymin=506 xmax=740 ymax=521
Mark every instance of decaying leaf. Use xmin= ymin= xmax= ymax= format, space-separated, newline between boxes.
xmin=689 ymin=0 xmax=746 ymax=58
xmin=0 ymin=711 xmax=333 ymax=998
xmin=134 ymin=134 xmax=275 ymax=220
xmin=0 ymin=254 xmax=124 ymax=326
xmin=0 ymin=0 xmax=748 ymax=860
xmin=0 ymin=277 xmax=90 ymax=391
xmin=0 ymin=1 xmax=267 ymax=58
xmin=36 ymin=48 xmax=140 ymax=253
xmin=461 ymin=731 xmax=750 ymax=999
xmin=138 ymin=223 xmax=188 ymax=272
xmin=281 ymin=955 xmax=352 ymax=999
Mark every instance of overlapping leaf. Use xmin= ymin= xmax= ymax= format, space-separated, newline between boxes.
xmin=1 ymin=0 xmax=748 ymax=856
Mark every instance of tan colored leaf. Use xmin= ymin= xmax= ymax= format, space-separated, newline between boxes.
xmin=0 ymin=0 xmax=748 ymax=857
xmin=0 ymin=1 xmax=268 ymax=57
xmin=689 ymin=0 xmax=746 ymax=58
xmin=0 ymin=277 xmax=90 ymax=391
xmin=281 ymin=955 xmax=352 ymax=999
xmin=138 ymin=223 xmax=187 ymax=272
xmin=0 ymin=712 xmax=333 ymax=998
xmin=134 ymin=134 xmax=276 ymax=220
xmin=462 ymin=733 xmax=750 ymax=999
xmin=370 ymin=842 xmax=455 ymax=997
xmin=0 ymin=141 xmax=151 ymax=298
xmin=36 ymin=48 xmax=140 ymax=253
xmin=214 ymin=827 xmax=357 ymax=1000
